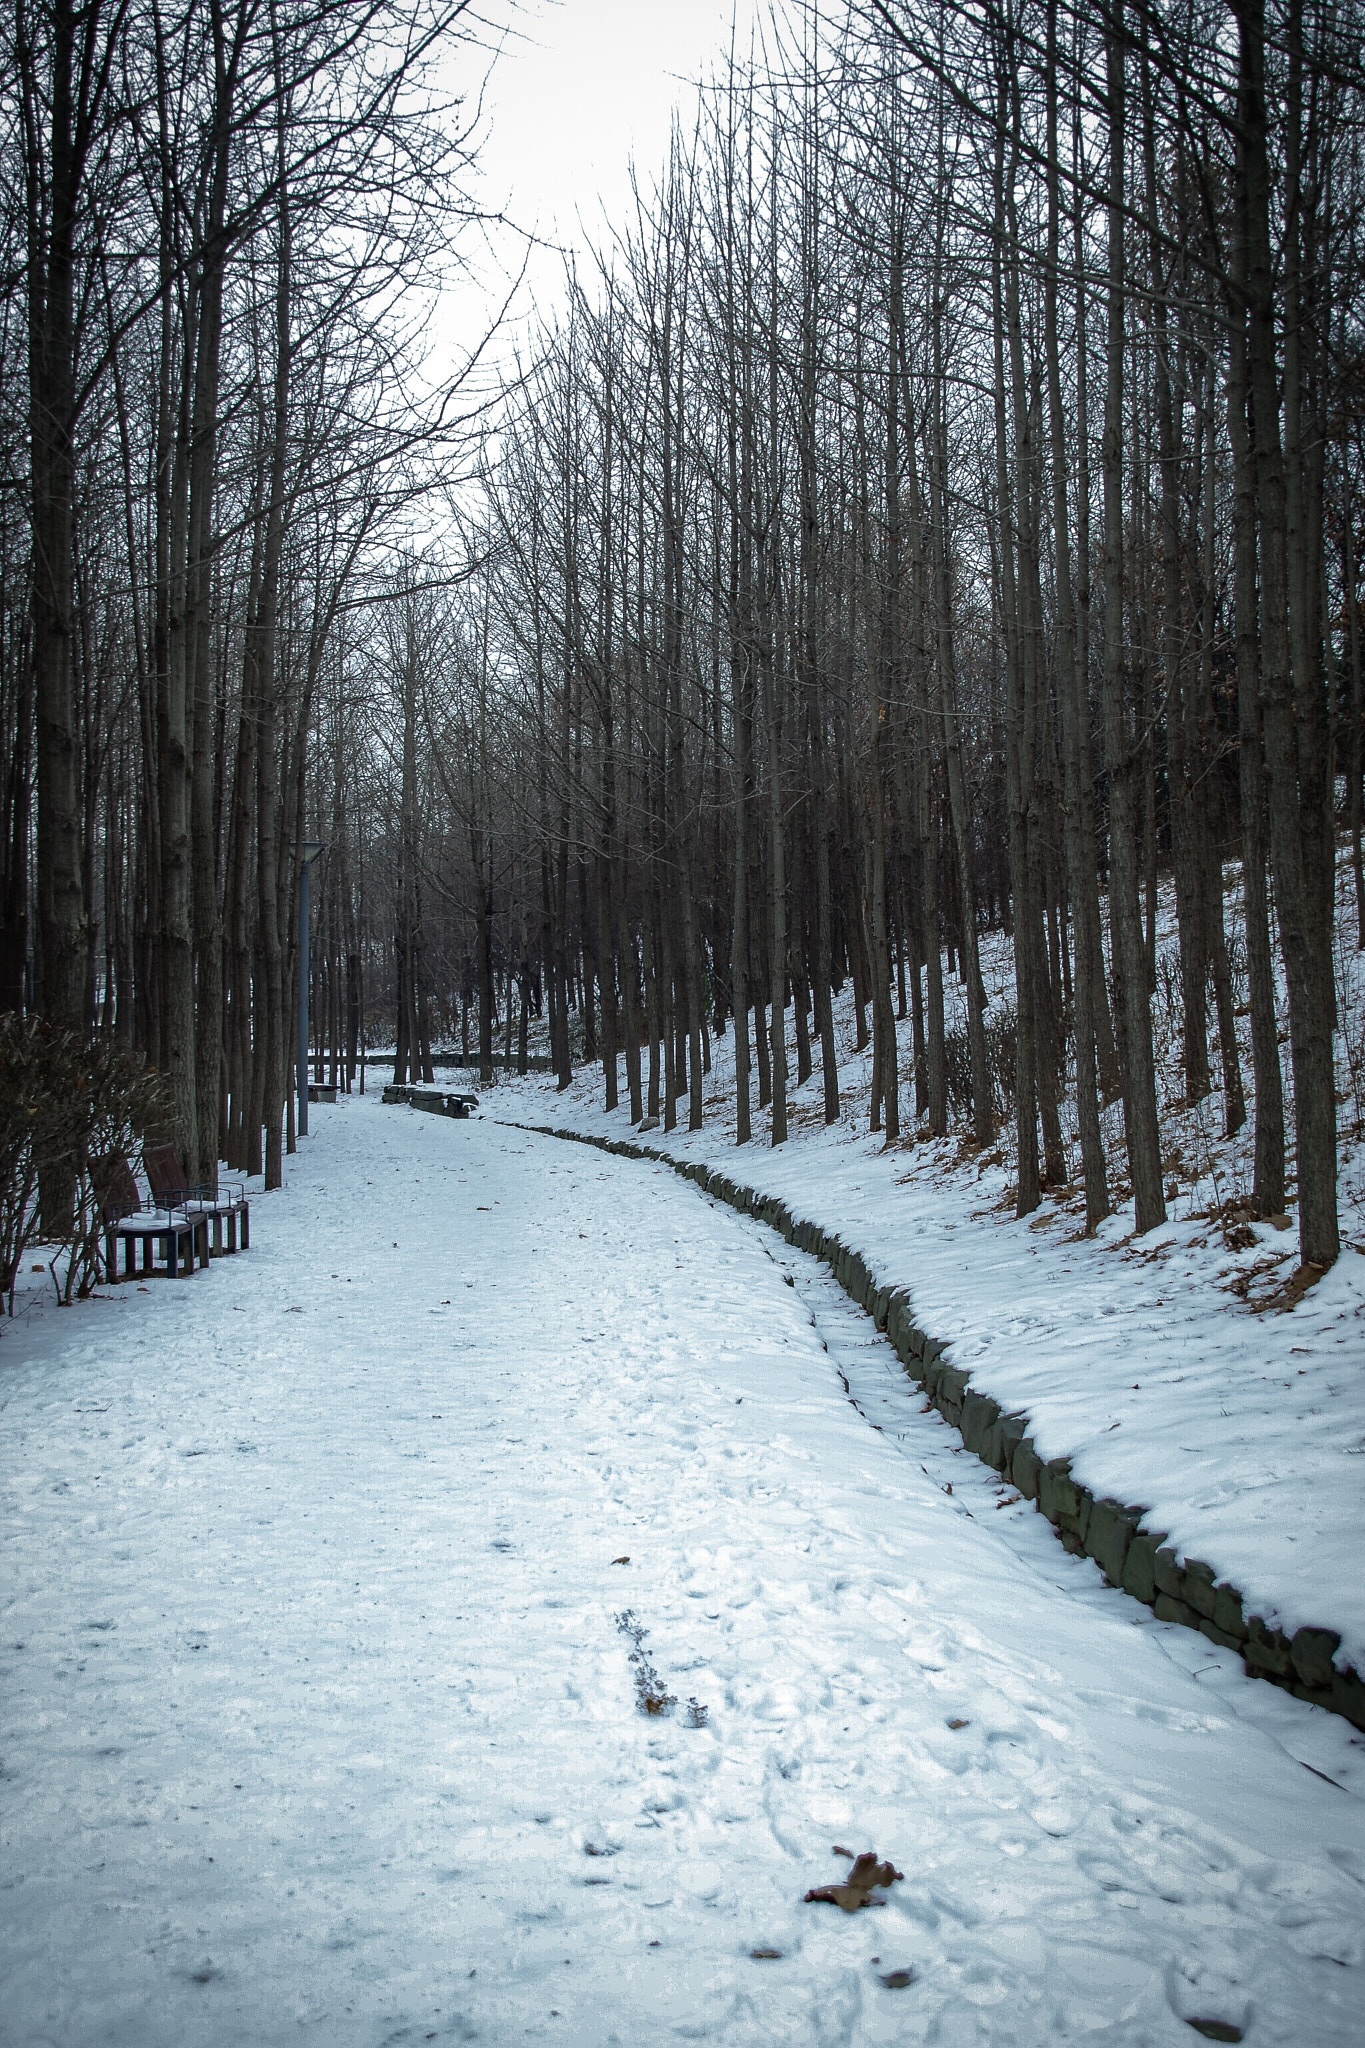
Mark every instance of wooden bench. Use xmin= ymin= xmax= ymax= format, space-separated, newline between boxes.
xmin=143 ymin=1142 xmax=250 ymax=1256
xmin=98 ymin=1157 xmax=207 ymax=1280
xmin=307 ymin=1083 xmax=337 ymax=1103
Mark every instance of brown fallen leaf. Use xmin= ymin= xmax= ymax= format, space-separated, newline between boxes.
xmin=750 ymin=1948 xmax=783 ymax=1960
xmin=947 ymin=1717 xmax=970 ymax=1730
xmin=804 ymin=1850 xmax=904 ymax=1912
xmin=611 ymin=1556 xmax=630 ymax=1565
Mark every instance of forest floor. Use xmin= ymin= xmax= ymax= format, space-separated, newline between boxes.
xmin=2 ymin=1097 xmax=1363 ymax=2046
xmin=491 ymin=849 xmax=1365 ymax=1678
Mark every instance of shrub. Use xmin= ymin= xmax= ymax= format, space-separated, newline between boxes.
xmin=0 ymin=1015 xmax=171 ymax=1311
xmin=943 ymin=1003 xmax=1018 ymax=1126
xmin=0 ymin=1015 xmax=72 ymax=1311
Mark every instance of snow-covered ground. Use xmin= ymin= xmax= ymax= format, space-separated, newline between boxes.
xmin=3 ymin=1093 xmax=1363 ymax=2046
xmin=487 ymin=868 xmax=1365 ymax=1683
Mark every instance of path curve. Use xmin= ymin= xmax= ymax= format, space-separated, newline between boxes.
xmin=2 ymin=1095 xmax=1362 ymax=2046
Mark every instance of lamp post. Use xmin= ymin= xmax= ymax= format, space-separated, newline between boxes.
xmin=296 ymin=841 xmax=325 ymax=1137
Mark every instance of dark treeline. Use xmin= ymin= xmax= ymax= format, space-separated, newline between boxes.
xmin=441 ymin=0 xmax=1362 ymax=1274
xmin=1 ymin=0 xmax=490 ymax=1197
xmin=5 ymin=0 xmax=1364 ymax=1279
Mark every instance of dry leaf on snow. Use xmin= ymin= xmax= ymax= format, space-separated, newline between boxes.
xmin=804 ymin=1850 xmax=904 ymax=1911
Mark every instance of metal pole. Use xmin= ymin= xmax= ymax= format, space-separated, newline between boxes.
xmin=297 ymin=858 xmax=310 ymax=1138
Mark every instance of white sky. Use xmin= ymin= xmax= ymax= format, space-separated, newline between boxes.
xmin=460 ymin=0 xmax=787 ymax=343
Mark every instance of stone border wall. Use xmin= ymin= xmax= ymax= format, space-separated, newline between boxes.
xmin=498 ymin=1115 xmax=1365 ymax=1736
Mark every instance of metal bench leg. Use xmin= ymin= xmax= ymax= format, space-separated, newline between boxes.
xmin=241 ymin=1208 xmax=249 ymax=1251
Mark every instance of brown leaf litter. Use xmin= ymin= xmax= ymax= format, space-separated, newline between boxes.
xmin=804 ymin=1848 xmax=904 ymax=1912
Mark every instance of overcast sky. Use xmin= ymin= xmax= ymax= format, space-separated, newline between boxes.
xmin=463 ymin=0 xmax=786 ymax=338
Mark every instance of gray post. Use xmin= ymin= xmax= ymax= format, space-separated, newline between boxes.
xmin=297 ymin=856 xmax=311 ymax=1138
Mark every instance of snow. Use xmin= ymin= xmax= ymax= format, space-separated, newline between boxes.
xmin=489 ymin=863 xmax=1365 ymax=1682
xmin=2 ymin=1093 xmax=1363 ymax=2045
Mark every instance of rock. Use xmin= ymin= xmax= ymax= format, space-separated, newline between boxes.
xmin=937 ymin=1365 xmax=970 ymax=1422
xmin=1154 ymin=1592 xmax=1196 ymax=1628
xmin=1037 ymin=1457 xmax=1077 ymax=1528
xmin=1153 ymin=1547 xmax=1185 ymax=1600
xmin=638 ymin=1115 xmax=659 ymax=1132
xmin=1243 ymin=1616 xmax=1293 ymax=1679
xmin=983 ymin=1410 xmax=1027 ymax=1476
xmin=1086 ymin=1498 xmax=1136 ymax=1585
xmin=1212 ymin=1585 xmax=1247 ymax=1642
xmin=1330 ymin=1667 xmax=1365 ymax=1732
xmin=1199 ymin=1617 xmax=1244 ymax=1652
xmin=960 ymin=1388 xmax=1001 ymax=1458
xmin=1290 ymin=1625 xmax=1342 ymax=1691
xmin=1181 ymin=1560 xmax=1217 ymax=1620
xmin=1120 ymin=1528 xmax=1166 ymax=1606
xmin=1011 ymin=1438 xmax=1041 ymax=1500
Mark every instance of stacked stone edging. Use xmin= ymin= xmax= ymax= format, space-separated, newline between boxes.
xmin=496 ymin=1116 xmax=1365 ymax=1735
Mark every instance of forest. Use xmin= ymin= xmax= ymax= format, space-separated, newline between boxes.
xmin=4 ymin=0 xmax=1364 ymax=1278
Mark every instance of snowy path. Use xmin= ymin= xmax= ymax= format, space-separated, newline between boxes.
xmin=2 ymin=1096 xmax=1363 ymax=2047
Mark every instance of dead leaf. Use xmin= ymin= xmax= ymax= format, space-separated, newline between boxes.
xmin=947 ymin=1717 xmax=970 ymax=1730
xmin=879 ymin=1968 xmax=915 ymax=1989
xmin=1277 ymin=1262 xmax=1326 ymax=1311
xmin=750 ymin=1948 xmax=783 ymax=1960
xmin=804 ymin=1850 xmax=904 ymax=1912
xmin=610 ymin=1555 xmax=630 ymax=1565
